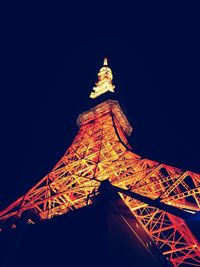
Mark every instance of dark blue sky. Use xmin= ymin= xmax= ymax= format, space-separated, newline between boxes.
xmin=1 ymin=1 xmax=200 ymax=213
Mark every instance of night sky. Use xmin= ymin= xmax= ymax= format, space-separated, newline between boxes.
xmin=1 ymin=0 xmax=200 ymax=224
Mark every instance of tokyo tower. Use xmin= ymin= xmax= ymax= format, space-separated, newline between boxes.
xmin=1 ymin=58 xmax=200 ymax=267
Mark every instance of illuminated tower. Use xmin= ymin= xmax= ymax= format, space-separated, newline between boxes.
xmin=1 ymin=59 xmax=200 ymax=266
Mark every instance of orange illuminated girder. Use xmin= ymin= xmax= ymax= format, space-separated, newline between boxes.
xmin=1 ymin=100 xmax=200 ymax=266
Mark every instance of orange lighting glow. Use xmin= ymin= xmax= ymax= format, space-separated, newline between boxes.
xmin=1 ymin=60 xmax=200 ymax=266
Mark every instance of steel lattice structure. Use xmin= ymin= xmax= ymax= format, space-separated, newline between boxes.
xmin=1 ymin=60 xmax=200 ymax=267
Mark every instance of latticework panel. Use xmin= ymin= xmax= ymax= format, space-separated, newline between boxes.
xmin=0 ymin=100 xmax=200 ymax=266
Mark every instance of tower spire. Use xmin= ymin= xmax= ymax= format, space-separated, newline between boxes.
xmin=90 ymin=58 xmax=115 ymax=99
xmin=103 ymin=57 xmax=108 ymax=66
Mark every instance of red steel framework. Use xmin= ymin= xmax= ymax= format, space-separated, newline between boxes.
xmin=1 ymin=60 xmax=200 ymax=267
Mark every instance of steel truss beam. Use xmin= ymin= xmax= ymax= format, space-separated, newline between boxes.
xmin=0 ymin=100 xmax=200 ymax=266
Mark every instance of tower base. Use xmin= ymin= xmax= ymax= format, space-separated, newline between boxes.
xmin=1 ymin=182 xmax=171 ymax=267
